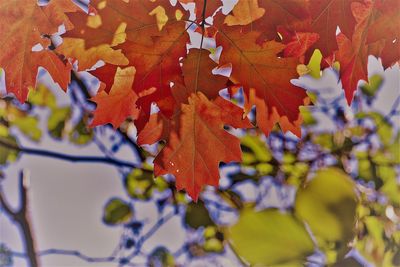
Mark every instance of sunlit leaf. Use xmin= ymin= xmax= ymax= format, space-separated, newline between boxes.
xmin=229 ymin=208 xmax=314 ymax=266
xmin=295 ymin=168 xmax=357 ymax=260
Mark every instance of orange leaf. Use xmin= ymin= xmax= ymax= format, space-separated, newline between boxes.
xmin=56 ymin=38 xmax=128 ymax=71
xmin=64 ymin=0 xmax=187 ymax=48
xmin=224 ymin=0 xmax=265 ymax=26
xmin=144 ymin=92 xmax=251 ymax=201
xmin=91 ymin=66 xmax=140 ymax=128
xmin=0 ymin=0 xmax=76 ymax=102
xmin=217 ymin=29 xmax=306 ymax=136
xmin=176 ymin=48 xmax=228 ymax=101
xmin=336 ymin=1 xmax=386 ymax=104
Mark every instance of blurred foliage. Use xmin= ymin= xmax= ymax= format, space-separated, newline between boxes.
xmin=0 ymin=70 xmax=399 ymax=266
xmin=103 ymin=198 xmax=133 ymax=226
xmin=230 ymin=208 xmax=314 ymax=266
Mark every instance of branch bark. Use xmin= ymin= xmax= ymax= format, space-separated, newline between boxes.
xmin=0 ymin=171 xmax=39 ymax=267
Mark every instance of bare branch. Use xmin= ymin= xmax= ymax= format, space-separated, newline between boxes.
xmin=0 ymin=171 xmax=39 ymax=267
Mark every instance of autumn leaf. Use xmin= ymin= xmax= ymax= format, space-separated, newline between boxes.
xmin=113 ymin=20 xmax=189 ymax=118
xmin=279 ymin=28 xmax=319 ymax=59
xmin=64 ymin=0 xmax=186 ymax=48
xmin=216 ymin=29 xmax=306 ymax=136
xmin=336 ymin=1 xmax=386 ymax=104
xmin=90 ymin=66 xmax=140 ymax=128
xmin=138 ymin=48 xmax=252 ymax=200
xmin=64 ymin=0 xmax=190 ymax=131
xmin=177 ymin=49 xmax=227 ymax=100
xmin=365 ymin=0 xmax=400 ymax=67
xmin=140 ymin=92 xmax=251 ymax=201
xmin=0 ymin=0 xmax=77 ymax=102
xmin=307 ymin=0 xmax=361 ymax=57
xmin=218 ymin=0 xmax=309 ymax=42
xmin=224 ymin=0 xmax=265 ymax=26
xmin=56 ymin=38 xmax=129 ymax=71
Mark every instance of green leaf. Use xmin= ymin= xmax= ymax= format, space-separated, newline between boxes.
xmin=69 ymin=118 xmax=93 ymax=145
xmin=125 ymin=169 xmax=154 ymax=200
xmin=184 ymin=200 xmax=214 ymax=229
xmin=229 ymin=209 xmax=314 ymax=266
xmin=12 ymin=116 xmax=42 ymax=142
xmin=312 ymin=133 xmax=334 ymax=150
xmin=28 ymin=84 xmax=57 ymax=109
xmin=300 ymin=106 xmax=317 ymax=125
xmin=0 ymin=135 xmax=19 ymax=165
xmin=307 ymin=49 xmax=322 ymax=79
xmin=203 ymin=226 xmax=224 ymax=253
xmin=241 ymin=135 xmax=272 ymax=165
xmin=360 ymin=74 xmax=383 ymax=97
xmin=295 ymin=168 xmax=357 ymax=259
xmin=147 ymin=247 xmax=175 ymax=267
xmin=103 ymin=198 xmax=132 ymax=226
xmin=48 ymin=107 xmax=71 ymax=139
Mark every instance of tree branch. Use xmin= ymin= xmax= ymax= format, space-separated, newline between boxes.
xmin=0 ymin=137 xmax=139 ymax=169
xmin=0 ymin=171 xmax=39 ymax=267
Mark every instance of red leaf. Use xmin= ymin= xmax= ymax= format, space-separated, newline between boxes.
xmin=216 ymin=29 xmax=306 ymax=136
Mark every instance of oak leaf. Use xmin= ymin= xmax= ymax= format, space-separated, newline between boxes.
xmin=0 ymin=0 xmax=77 ymax=102
xmin=64 ymin=0 xmax=186 ymax=48
xmin=216 ymin=29 xmax=306 ymax=136
xmin=336 ymin=1 xmax=386 ymax=103
xmin=139 ymin=92 xmax=252 ymax=201
xmin=56 ymin=38 xmax=128 ymax=71
xmin=307 ymin=0 xmax=361 ymax=57
xmin=365 ymin=0 xmax=400 ymax=67
xmin=224 ymin=0 xmax=265 ymax=26
xmin=138 ymin=48 xmax=252 ymax=200
xmin=90 ymin=66 xmax=140 ymax=128
xmin=218 ymin=0 xmax=309 ymax=42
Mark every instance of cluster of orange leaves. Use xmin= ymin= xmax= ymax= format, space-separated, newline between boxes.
xmin=0 ymin=0 xmax=399 ymax=200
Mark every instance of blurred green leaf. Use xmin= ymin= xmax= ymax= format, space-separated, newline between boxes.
xmin=256 ymin=162 xmax=273 ymax=175
xmin=11 ymin=116 xmax=41 ymax=142
xmin=203 ymin=226 xmax=224 ymax=253
xmin=48 ymin=107 xmax=71 ymax=139
xmin=28 ymin=84 xmax=57 ymax=109
xmin=69 ymin=118 xmax=93 ymax=145
xmin=295 ymin=168 xmax=357 ymax=260
xmin=103 ymin=198 xmax=132 ymax=225
xmin=125 ymin=169 xmax=154 ymax=200
xmin=300 ymin=106 xmax=317 ymax=125
xmin=0 ymin=135 xmax=19 ymax=165
xmin=307 ymin=49 xmax=322 ymax=79
xmin=241 ymin=135 xmax=272 ymax=165
xmin=148 ymin=246 xmax=175 ymax=267
xmin=312 ymin=133 xmax=334 ymax=150
xmin=360 ymin=74 xmax=383 ymax=97
xmin=229 ymin=209 xmax=314 ymax=266
xmin=184 ymin=200 xmax=214 ymax=229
